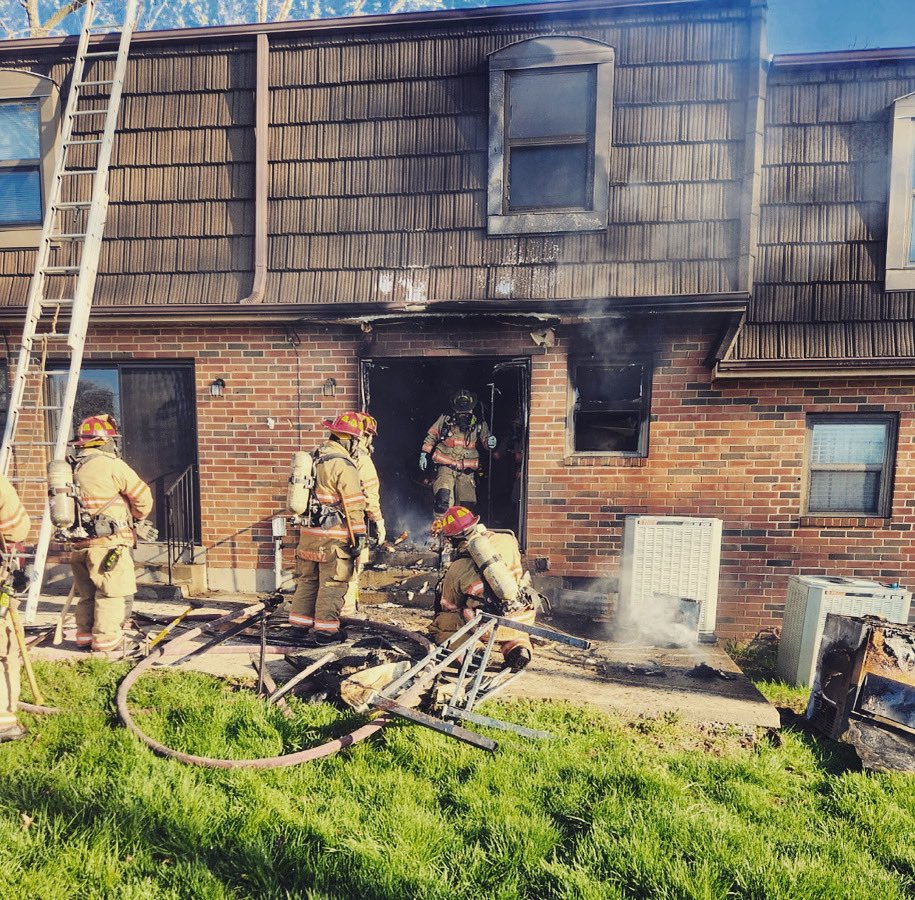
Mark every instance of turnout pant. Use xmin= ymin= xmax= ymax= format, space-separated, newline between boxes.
xmin=71 ymin=545 xmax=137 ymax=652
xmin=290 ymin=542 xmax=354 ymax=633
xmin=432 ymin=466 xmax=478 ymax=514
xmin=0 ymin=613 xmax=20 ymax=729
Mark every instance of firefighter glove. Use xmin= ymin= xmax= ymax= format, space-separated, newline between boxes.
xmin=375 ymin=519 xmax=387 ymax=545
xmin=350 ymin=535 xmax=367 ymax=557
xmin=486 ymin=435 xmax=497 ymax=449
xmin=419 ymin=452 xmax=428 ymax=471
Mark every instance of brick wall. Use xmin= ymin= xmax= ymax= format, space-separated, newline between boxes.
xmin=6 ymin=319 xmax=914 ymax=636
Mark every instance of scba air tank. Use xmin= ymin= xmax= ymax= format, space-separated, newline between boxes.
xmin=286 ymin=451 xmax=314 ymax=516
xmin=465 ymin=526 xmax=519 ymax=604
xmin=47 ymin=459 xmax=76 ymax=528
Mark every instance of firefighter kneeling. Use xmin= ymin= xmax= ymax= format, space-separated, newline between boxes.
xmin=67 ymin=415 xmax=153 ymax=654
xmin=430 ymin=505 xmax=535 ymax=671
xmin=289 ymin=413 xmax=367 ymax=647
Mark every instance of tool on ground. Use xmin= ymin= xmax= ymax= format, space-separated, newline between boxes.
xmin=0 ymin=0 xmax=141 ymax=624
xmin=146 ymin=605 xmax=194 ymax=651
xmin=256 ymin=612 xmax=268 ymax=695
xmin=53 ymin=584 xmax=78 ymax=645
xmin=267 ymin=652 xmax=336 ymax=705
xmin=365 ymin=612 xmax=591 ymax=749
xmin=166 ymin=610 xmax=267 ymax=668
xmin=7 ymin=605 xmax=44 ymax=707
xmin=250 ymin=656 xmax=293 ymax=716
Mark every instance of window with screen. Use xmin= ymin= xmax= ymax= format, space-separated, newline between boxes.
xmin=571 ymin=362 xmax=651 ymax=455
xmin=488 ymin=36 xmax=615 ymax=235
xmin=0 ymin=69 xmax=57 ymax=248
xmin=506 ymin=67 xmax=595 ymax=212
xmin=0 ymin=100 xmax=42 ymax=226
xmin=805 ymin=415 xmax=897 ymax=517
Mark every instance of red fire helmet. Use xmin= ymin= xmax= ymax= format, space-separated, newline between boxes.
xmin=322 ymin=412 xmax=362 ymax=438
xmin=441 ymin=505 xmax=480 ymax=538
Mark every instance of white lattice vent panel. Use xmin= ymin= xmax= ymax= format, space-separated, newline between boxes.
xmin=619 ymin=516 xmax=723 ymax=635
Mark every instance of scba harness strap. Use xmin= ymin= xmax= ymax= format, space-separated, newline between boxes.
xmin=309 ymin=450 xmax=358 ymax=529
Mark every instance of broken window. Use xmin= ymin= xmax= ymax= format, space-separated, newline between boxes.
xmin=571 ymin=362 xmax=651 ymax=455
xmin=805 ymin=414 xmax=897 ymax=517
xmin=886 ymin=92 xmax=915 ymax=291
xmin=487 ymin=36 xmax=615 ymax=235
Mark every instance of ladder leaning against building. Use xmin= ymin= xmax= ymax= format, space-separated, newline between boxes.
xmin=0 ymin=0 xmax=141 ymax=622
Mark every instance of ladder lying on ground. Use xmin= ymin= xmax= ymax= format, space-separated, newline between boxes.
xmin=368 ymin=613 xmax=592 ymax=750
xmin=0 ymin=0 xmax=140 ymax=622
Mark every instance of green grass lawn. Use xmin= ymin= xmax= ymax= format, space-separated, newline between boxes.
xmin=0 ymin=657 xmax=912 ymax=900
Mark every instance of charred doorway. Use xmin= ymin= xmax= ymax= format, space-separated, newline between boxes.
xmin=361 ymin=356 xmax=530 ymax=546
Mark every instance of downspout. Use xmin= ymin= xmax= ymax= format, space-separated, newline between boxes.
xmin=240 ymin=33 xmax=269 ymax=303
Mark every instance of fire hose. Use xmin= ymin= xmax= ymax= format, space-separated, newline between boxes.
xmin=115 ymin=604 xmax=432 ymax=769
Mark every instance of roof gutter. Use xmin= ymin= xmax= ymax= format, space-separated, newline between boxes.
xmin=239 ymin=33 xmax=269 ymax=305
xmin=772 ymin=46 xmax=915 ymax=67
xmin=0 ymin=0 xmax=746 ymax=53
xmin=0 ymin=293 xmax=748 ymax=327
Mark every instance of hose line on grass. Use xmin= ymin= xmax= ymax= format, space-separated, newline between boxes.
xmin=115 ymin=604 xmax=432 ymax=769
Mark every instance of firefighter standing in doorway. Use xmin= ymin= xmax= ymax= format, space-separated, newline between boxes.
xmin=289 ymin=412 xmax=367 ymax=645
xmin=69 ymin=415 xmax=153 ymax=654
xmin=419 ymin=389 xmax=497 ymax=518
xmin=430 ymin=505 xmax=535 ymax=671
xmin=342 ymin=412 xmax=385 ymax=616
xmin=0 ymin=475 xmax=30 ymax=743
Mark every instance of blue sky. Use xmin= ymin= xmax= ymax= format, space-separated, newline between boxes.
xmin=767 ymin=0 xmax=915 ymax=54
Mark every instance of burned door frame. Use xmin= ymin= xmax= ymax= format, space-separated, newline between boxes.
xmin=358 ymin=352 xmax=532 ymax=547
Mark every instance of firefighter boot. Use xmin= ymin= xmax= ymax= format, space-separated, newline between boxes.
xmin=300 ymin=629 xmax=348 ymax=648
xmin=504 ymin=646 xmax=532 ymax=672
xmin=0 ymin=723 xmax=27 ymax=743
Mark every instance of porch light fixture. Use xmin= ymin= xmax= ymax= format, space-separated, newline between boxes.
xmin=210 ymin=377 xmax=226 ymax=397
xmin=323 ymin=378 xmax=337 ymax=397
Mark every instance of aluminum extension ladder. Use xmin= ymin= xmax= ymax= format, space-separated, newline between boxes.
xmin=368 ymin=613 xmax=592 ymax=750
xmin=0 ymin=0 xmax=140 ymax=622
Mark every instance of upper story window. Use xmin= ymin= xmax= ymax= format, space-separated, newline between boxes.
xmin=886 ymin=93 xmax=915 ymax=292
xmin=0 ymin=70 xmax=58 ymax=249
xmin=0 ymin=100 xmax=42 ymax=226
xmin=804 ymin=414 xmax=897 ymax=517
xmin=570 ymin=361 xmax=652 ymax=456
xmin=487 ymin=36 xmax=615 ymax=236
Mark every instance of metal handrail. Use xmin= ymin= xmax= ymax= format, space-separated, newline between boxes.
xmin=164 ymin=463 xmax=198 ymax=584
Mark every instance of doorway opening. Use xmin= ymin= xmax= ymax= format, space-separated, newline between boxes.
xmin=361 ymin=356 xmax=530 ymax=546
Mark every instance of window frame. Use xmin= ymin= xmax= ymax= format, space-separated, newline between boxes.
xmin=803 ymin=413 xmax=898 ymax=518
xmin=487 ymin=36 xmax=615 ymax=236
xmin=886 ymin=92 xmax=915 ymax=292
xmin=0 ymin=70 xmax=58 ymax=249
xmin=567 ymin=359 xmax=653 ymax=458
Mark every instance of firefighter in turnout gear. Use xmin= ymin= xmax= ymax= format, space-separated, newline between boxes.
xmin=430 ymin=505 xmax=534 ymax=671
xmin=342 ymin=413 xmax=384 ymax=616
xmin=0 ymin=475 xmax=30 ymax=743
xmin=420 ymin=389 xmax=496 ymax=517
xmin=69 ymin=415 xmax=153 ymax=654
xmin=290 ymin=413 xmax=367 ymax=646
